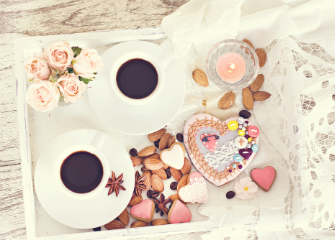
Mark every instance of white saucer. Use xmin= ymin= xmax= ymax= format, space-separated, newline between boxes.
xmin=88 ymin=40 xmax=185 ymax=135
xmin=34 ymin=129 xmax=135 ymax=229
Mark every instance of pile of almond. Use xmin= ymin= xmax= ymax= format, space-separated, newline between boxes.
xmin=104 ymin=128 xmax=192 ymax=230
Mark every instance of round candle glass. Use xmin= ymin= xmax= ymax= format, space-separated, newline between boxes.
xmin=206 ymin=39 xmax=259 ymax=91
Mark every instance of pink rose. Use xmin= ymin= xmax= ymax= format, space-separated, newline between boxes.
xmin=24 ymin=53 xmax=50 ymax=80
xmin=26 ymin=81 xmax=60 ymax=112
xmin=57 ymin=74 xmax=86 ymax=103
xmin=73 ymin=49 xmax=103 ymax=79
xmin=44 ymin=41 xmax=74 ymax=71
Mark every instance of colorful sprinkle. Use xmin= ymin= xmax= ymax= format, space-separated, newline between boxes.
xmin=238 ymin=165 xmax=243 ymax=169
xmin=233 ymin=164 xmax=237 ymax=168
xmin=238 ymin=130 xmax=245 ymax=136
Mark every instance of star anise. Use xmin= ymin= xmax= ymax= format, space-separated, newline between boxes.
xmin=134 ymin=170 xmax=146 ymax=196
xmin=153 ymin=193 xmax=171 ymax=216
xmin=105 ymin=171 xmax=126 ymax=197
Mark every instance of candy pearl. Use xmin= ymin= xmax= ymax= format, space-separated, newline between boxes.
xmin=247 ymin=144 xmax=251 ymax=148
xmin=238 ymin=165 xmax=243 ymax=169
xmin=226 ymin=191 xmax=235 ymax=199
xmin=242 ymin=127 xmax=246 ymax=131
xmin=246 ymin=131 xmax=248 ymax=135
xmin=245 ymin=134 xmax=249 ymax=139
xmin=248 ymin=138 xmax=252 ymax=142
xmin=238 ymin=130 xmax=245 ymax=136
xmin=239 ymin=125 xmax=243 ymax=129
xmin=252 ymin=144 xmax=259 ymax=152
xmin=243 ymin=123 xmax=247 ymax=127
xmin=229 ymin=169 xmax=232 ymax=173
xmin=252 ymin=141 xmax=255 ymax=144
xmin=233 ymin=164 xmax=237 ymax=168
xmin=237 ymin=118 xmax=245 ymax=124
xmin=245 ymin=121 xmax=249 ymax=124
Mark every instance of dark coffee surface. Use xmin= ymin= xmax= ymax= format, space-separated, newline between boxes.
xmin=61 ymin=151 xmax=103 ymax=193
xmin=117 ymin=59 xmax=158 ymax=99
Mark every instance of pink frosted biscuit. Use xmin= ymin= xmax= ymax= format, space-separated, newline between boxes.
xmin=178 ymin=172 xmax=208 ymax=203
xmin=130 ymin=199 xmax=155 ymax=222
xmin=168 ymin=200 xmax=192 ymax=224
xmin=248 ymin=126 xmax=259 ymax=138
xmin=250 ymin=166 xmax=276 ymax=192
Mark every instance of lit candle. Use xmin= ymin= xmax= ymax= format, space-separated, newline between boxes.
xmin=216 ymin=52 xmax=246 ymax=83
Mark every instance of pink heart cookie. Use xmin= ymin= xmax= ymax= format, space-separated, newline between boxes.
xmin=183 ymin=113 xmax=260 ymax=187
xmin=168 ymin=200 xmax=192 ymax=224
xmin=250 ymin=166 xmax=276 ymax=192
xmin=178 ymin=172 xmax=208 ymax=203
xmin=130 ymin=199 xmax=155 ymax=222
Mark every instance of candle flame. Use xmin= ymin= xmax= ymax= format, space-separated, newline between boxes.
xmin=230 ymin=63 xmax=235 ymax=70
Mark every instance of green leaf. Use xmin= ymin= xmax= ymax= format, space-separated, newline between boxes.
xmin=79 ymin=76 xmax=92 ymax=84
xmin=67 ymin=67 xmax=74 ymax=74
xmin=72 ymin=46 xmax=82 ymax=58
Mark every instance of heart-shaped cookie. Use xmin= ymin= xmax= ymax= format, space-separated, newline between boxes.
xmin=160 ymin=142 xmax=185 ymax=170
xmin=183 ymin=113 xmax=260 ymax=186
xmin=167 ymin=200 xmax=192 ymax=224
xmin=250 ymin=166 xmax=276 ymax=192
xmin=130 ymin=199 xmax=155 ymax=222
xmin=178 ymin=172 xmax=208 ymax=203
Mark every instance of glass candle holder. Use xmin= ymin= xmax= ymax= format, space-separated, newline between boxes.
xmin=206 ymin=39 xmax=259 ymax=91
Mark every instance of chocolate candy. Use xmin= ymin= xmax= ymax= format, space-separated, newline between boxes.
xmin=239 ymin=148 xmax=253 ymax=159
xmin=176 ymin=133 xmax=184 ymax=142
xmin=239 ymin=110 xmax=251 ymax=119
xmin=228 ymin=121 xmax=239 ymax=131
xmin=226 ymin=191 xmax=235 ymax=199
xmin=93 ymin=227 xmax=101 ymax=231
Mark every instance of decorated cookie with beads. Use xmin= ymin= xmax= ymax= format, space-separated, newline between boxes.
xmin=178 ymin=172 xmax=208 ymax=203
xmin=183 ymin=113 xmax=260 ymax=187
xmin=130 ymin=199 xmax=155 ymax=222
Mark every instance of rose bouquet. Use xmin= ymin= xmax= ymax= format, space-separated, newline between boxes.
xmin=24 ymin=41 xmax=104 ymax=112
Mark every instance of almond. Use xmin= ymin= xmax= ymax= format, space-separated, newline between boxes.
xmin=105 ymin=219 xmax=125 ymax=230
xmin=142 ymin=171 xmax=152 ymax=191
xmin=130 ymin=156 xmax=142 ymax=167
xmin=168 ymin=135 xmax=176 ymax=148
xmin=170 ymin=168 xmax=182 ymax=182
xmin=177 ymin=174 xmax=188 ymax=191
xmin=249 ymin=74 xmax=264 ymax=92
xmin=148 ymin=129 xmax=166 ymax=142
xmin=242 ymin=87 xmax=254 ymax=110
xmin=128 ymin=195 xmax=143 ymax=207
xmin=253 ymin=91 xmax=271 ymax=101
xmin=131 ymin=220 xmax=149 ymax=228
xmin=163 ymin=163 xmax=170 ymax=169
xmin=169 ymin=194 xmax=179 ymax=201
xmin=218 ymin=91 xmax=235 ymax=109
xmin=138 ymin=146 xmax=156 ymax=157
xmin=151 ymin=174 xmax=164 ymax=192
xmin=151 ymin=219 xmax=169 ymax=226
xmin=151 ymin=153 xmax=160 ymax=159
xmin=118 ymin=208 xmax=129 ymax=226
xmin=192 ymin=69 xmax=209 ymax=87
xmin=144 ymin=157 xmax=164 ymax=170
xmin=255 ymin=48 xmax=267 ymax=67
xmin=159 ymin=133 xmax=171 ymax=150
xmin=180 ymin=158 xmax=192 ymax=175
xmin=243 ymin=39 xmax=254 ymax=49
xmin=152 ymin=168 xmax=167 ymax=180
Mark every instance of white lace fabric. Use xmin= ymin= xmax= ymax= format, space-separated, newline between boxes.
xmin=161 ymin=0 xmax=335 ymax=239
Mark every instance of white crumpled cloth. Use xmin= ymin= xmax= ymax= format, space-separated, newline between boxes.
xmin=160 ymin=0 xmax=335 ymax=239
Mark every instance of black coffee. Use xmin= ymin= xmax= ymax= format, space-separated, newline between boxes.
xmin=61 ymin=151 xmax=103 ymax=193
xmin=116 ymin=59 xmax=158 ymax=99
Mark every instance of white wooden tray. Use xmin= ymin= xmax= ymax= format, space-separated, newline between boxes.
xmin=15 ymin=27 xmax=216 ymax=240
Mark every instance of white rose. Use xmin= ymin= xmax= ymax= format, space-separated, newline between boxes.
xmin=44 ymin=41 xmax=74 ymax=72
xmin=57 ymin=74 xmax=86 ymax=103
xmin=23 ymin=53 xmax=50 ymax=80
xmin=26 ymin=81 xmax=60 ymax=112
xmin=73 ymin=49 xmax=104 ymax=79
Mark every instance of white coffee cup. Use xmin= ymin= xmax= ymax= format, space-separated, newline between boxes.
xmin=110 ymin=50 xmax=173 ymax=106
xmin=54 ymin=131 xmax=110 ymax=199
